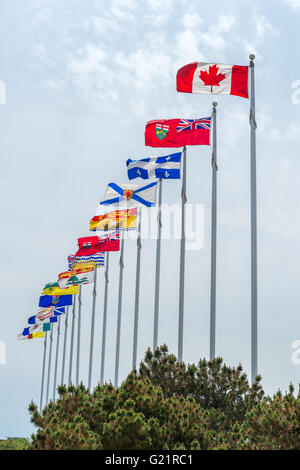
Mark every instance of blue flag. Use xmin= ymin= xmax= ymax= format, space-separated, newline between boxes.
xmin=126 ymin=152 xmax=182 ymax=180
xmin=39 ymin=295 xmax=73 ymax=308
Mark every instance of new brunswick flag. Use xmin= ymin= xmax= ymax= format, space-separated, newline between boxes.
xmin=42 ymin=282 xmax=79 ymax=296
xmin=90 ymin=209 xmax=137 ymax=232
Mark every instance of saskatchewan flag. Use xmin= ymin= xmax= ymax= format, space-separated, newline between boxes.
xmin=42 ymin=282 xmax=79 ymax=296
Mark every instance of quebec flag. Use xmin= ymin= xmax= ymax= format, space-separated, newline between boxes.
xmin=126 ymin=152 xmax=182 ymax=180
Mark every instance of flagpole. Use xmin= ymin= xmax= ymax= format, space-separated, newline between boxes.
xmin=52 ymin=316 xmax=61 ymax=400
xmin=153 ymin=179 xmax=162 ymax=351
xmin=88 ymin=267 xmax=98 ymax=390
xmin=39 ymin=331 xmax=48 ymax=412
xmin=178 ymin=145 xmax=187 ymax=362
xmin=249 ymin=54 xmax=258 ymax=382
xmin=46 ymin=324 xmax=53 ymax=405
xmin=61 ymin=306 xmax=69 ymax=385
xmin=100 ymin=252 xmax=109 ymax=385
xmin=115 ymin=232 xmax=125 ymax=387
xmin=76 ymin=286 xmax=82 ymax=386
xmin=132 ymin=209 xmax=142 ymax=370
xmin=210 ymin=102 xmax=218 ymax=360
xmin=68 ymin=295 xmax=77 ymax=386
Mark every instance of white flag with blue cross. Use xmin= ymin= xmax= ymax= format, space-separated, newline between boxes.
xmin=99 ymin=182 xmax=158 ymax=209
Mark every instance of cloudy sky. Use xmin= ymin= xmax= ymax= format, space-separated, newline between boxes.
xmin=0 ymin=0 xmax=300 ymax=438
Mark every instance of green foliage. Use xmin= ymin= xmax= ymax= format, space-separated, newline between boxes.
xmin=29 ymin=346 xmax=300 ymax=450
xmin=0 ymin=438 xmax=30 ymax=450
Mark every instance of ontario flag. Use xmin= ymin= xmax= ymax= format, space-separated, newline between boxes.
xmin=145 ymin=117 xmax=211 ymax=148
xmin=76 ymin=232 xmax=120 ymax=257
xmin=177 ymin=62 xmax=249 ymax=99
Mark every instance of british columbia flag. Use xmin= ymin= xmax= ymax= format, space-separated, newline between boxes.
xmin=176 ymin=117 xmax=211 ymax=133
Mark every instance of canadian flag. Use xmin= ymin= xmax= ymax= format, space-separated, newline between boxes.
xmin=177 ymin=62 xmax=249 ymax=99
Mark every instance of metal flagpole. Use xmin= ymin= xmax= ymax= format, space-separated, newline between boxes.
xmin=249 ymin=54 xmax=258 ymax=382
xmin=153 ymin=179 xmax=162 ymax=351
xmin=210 ymin=102 xmax=218 ymax=360
xmin=132 ymin=209 xmax=142 ymax=370
xmin=68 ymin=295 xmax=77 ymax=386
xmin=52 ymin=316 xmax=61 ymax=400
xmin=76 ymin=286 xmax=82 ymax=386
xmin=100 ymin=252 xmax=110 ymax=385
xmin=61 ymin=306 xmax=69 ymax=385
xmin=46 ymin=324 xmax=53 ymax=405
xmin=88 ymin=268 xmax=98 ymax=390
xmin=39 ymin=331 xmax=48 ymax=412
xmin=178 ymin=146 xmax=187 ymax=362
xmin=115 ymin=232 xmax=125 ymax=387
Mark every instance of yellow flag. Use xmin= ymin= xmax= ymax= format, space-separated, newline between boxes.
xmin=32 ymin=332 xmax=45 ymax=339
xmin=42 ymin=283 xmax=79 ymax=296
xmin=90 ymin=209 xmax=137 ymax=231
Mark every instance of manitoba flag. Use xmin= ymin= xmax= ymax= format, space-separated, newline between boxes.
xmin=145 ymin=118 xmax=211 ymax=148
xmin=177 ymin=62 xmax=249 ymax=99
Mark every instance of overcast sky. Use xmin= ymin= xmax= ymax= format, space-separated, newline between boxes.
xmin=0 ymin=0 xmax=300 ymax=438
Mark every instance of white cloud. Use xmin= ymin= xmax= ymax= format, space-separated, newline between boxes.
xmin=216 ymin=14 xmax=236 ymax=33
xmin=282 ymin=0 xmax=300 ymax=9
xmin=182 ymin=12 xmax=203 ymax=29
xmin=254 ymin=14 xmax=279 ymax=39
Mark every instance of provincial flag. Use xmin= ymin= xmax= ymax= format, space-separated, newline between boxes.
xmin=18 ymin=331 xmax=44 ymax=340
xmin=126 ymin=152 xmax=182 ymax=180
xmin=145 ymin=118 xmax=211 ymax=148
xmin=177 ymin=62 xmax=249 ymax=98
xmin=99 ymin=182 xmax=158 ymax=208
xmin=18 ymin=323 xmax=51 ymax=340
xmin=58 ymin=269 xmax=94 ymax=290
xmin=90 ymin=209 xmax=137 ymax=232
xmin=76 ymin=232 xmax=120 ymax=257
xmin=39 ymin=294 xmax=73 ymax=308
xmin=28 ymin=306 xmax=65 ymax=325
xmin=68 ymin=253 xmax=104 ymax=271
xmin=42 ymin=282 xmax=79 ymax=296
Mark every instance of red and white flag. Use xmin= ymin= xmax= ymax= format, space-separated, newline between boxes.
xmin=177 ymin=62 xmax=249 ymax=99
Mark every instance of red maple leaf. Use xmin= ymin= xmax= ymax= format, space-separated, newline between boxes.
xmin=199 ymin=64 xmax=227 ymax=92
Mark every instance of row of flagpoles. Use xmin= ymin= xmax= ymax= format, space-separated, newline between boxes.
xmin=18 ymin=56 xmax=258 ymax=411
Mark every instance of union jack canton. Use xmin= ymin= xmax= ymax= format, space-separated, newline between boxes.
xmin=176 ymin=117 xmax=211 ymax=133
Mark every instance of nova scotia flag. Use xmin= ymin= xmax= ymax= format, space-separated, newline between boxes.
xmin=126 ymin=152 xmax=182 ymax=180
xmin=99 ymin=182 xmax=158 ymax=209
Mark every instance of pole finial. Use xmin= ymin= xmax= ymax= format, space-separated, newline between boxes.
xmin=212 ymin=101 xmax=218 ymax=108
xmin=249 ymin=54 xmax=255 ymax=61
